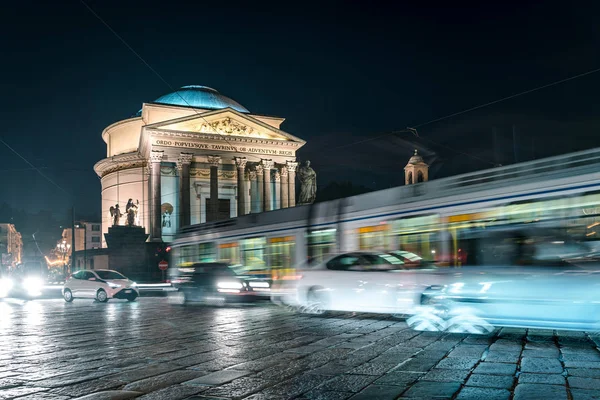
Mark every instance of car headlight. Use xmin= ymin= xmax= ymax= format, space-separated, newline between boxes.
xmin=107 ymin=282 xmax=121 ymax=288
xmin=24 ymin=277 xmax=42 ymax=290
xmin=249 ymin=281 xmax=270 ymax=288
xmin=130 ymin=282 xmax=137 ymax=288
xmin=217 ymin=281 xmax=243 ymax=289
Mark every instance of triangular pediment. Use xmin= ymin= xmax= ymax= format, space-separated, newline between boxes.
xmin=145 ymin=108 xmax=304 ymax=143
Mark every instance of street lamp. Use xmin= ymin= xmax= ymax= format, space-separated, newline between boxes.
xmin=57 ymin=240 xmax=71 ymax=276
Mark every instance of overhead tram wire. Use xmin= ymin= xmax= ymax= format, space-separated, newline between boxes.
xmin=79 ymin=0 xmax=264 ymax=164
xmin=327 ymin=66 xmax=600 ymax=163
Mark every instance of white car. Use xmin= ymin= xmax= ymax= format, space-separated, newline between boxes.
xmin=272 ymin=252 xmax=444 ymax=315
xmin=63 ymin=269 xmax=139 ymax=303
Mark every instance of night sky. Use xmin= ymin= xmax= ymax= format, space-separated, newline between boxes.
xmin=3 ymin=1 xmax=600 ymax=219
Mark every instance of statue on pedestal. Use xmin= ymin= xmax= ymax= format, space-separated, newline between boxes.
xmin=109 ymin=204 xmax=122 ymax=226
xmin=125 ymin=199 xmax=139 ymax=227
xmin=298 ymin=160 xmax=317 ymax=204
xmin=162 ymin=211 xmax=171 ymax=228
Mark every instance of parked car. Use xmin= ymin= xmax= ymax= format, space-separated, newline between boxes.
xmin=168 ymin=262 xmax=270 ymax=305
xmin=272 ymin=251 xmax=443 ymax=315
xmin=62 ymin=269 xmax=139 ymax=302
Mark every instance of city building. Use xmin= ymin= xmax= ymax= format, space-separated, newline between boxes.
xmin=94 ymin=85 xmax=306 ymax=244
xmin=0 ymin=224 xmax=22 ymax=268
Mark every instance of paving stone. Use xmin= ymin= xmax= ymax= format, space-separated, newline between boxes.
xmin=319 ymin=374 xmax=378 ymax=392
xmin=564 ymin=361 xmax=600 ymax=369
xmin=123 ymin=370 xmax=205 ymax=393
xmin=455 ymin=387 xmax=510 ymax=400
xmin=568 ymin=377 xmax=600 ymax=390
xmin=301 ymin=389 xmax=354 ymax=400
xmin=435 ymin=357 xmax=479 ymax=370
xmin=373 ymin=371 xmax=423 ymax=386
xmin=0 ymin=387 xmax=51 ymax=400
xmin=135 ymin=384 xmax=207 ymax=400
xmin=263 ymin=373 xmax=329 ymax=397
xmin=569 ymin=369 xmax=600 ymax=378
xmin=401 ymin=381 xmax=461 ymax=399
xmin=348 ymin=384 xmax=404 ymax=400
xmin=473 ymin=362 xmax=517 ymax=375
xmin=483 ymin=351 xmax=521 ymax=363
xmin=520 ymin=357 xmax=563 ymax=374
xmin=447 ymin=345 xmax=487 ymax=358
xmin=518 ymin=372 xmax=564 ymax=384
xmin=466 ymin=373 xmax=514 ymax=389
xmin=184 ymin=370 xmax=251 ymax=386
xmin=307 ymin=363 xmax=353 ymax=376
xmin=522 ymin=348 xmax=559 ymax=358
xmin=108 ymin=363 xmax=183 ymax=383
xmin=513 ymin=383 xmax=568 ymax=400
xmin=203 ymin=377 xmax=270 ymax=398
xmin=394 ymin=357 xmax=439 ymax=372
xmin=349 ymin=363 xmax=397 ymax=376
xmin=570 ymin=388 xmax=600 ymax=400
xmin=562 ymin=352 xmax=600 ymax=362
xmin=50 ymin=379 xmax=122 ymax=397
xmin=12 ymin=393 xmax=71 ymax=400
xmin=71 ymin=391 xmax=142 ymax=400
xmin=421 ymin=368 xmax=470 ymax=383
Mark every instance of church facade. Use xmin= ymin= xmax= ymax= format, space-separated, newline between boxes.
xmin=94 ymin=85 xmax=306 ymax=245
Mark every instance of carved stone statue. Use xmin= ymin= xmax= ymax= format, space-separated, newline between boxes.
xmin=109 ymin=204 xmax=122 ymax=226
xmin=298 ymin=160 xmax=317 ymax=204
xmin=162 ymin=211 xmax=171 ymax=228
xmin=125 ymin=199 xmax=139 ymax=227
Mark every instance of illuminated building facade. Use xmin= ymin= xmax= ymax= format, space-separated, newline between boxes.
xmin=94 ymin=86 xmax=306 ymax=245
xmin=0 ymin=224 xmax=22 ymax=268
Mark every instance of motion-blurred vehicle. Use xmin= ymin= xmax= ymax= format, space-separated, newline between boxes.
xmin=0 ymin=260 xmax=48 ymax=299
xmin=168 ymin=262 xmax=271 ymax=305
xmin=272 ymin=251 xmax=443 ymax=315
xmin=407 ymin=230 xmax=600 ymax=333
xmin=62 ymin=269 xmax=139 ymax=303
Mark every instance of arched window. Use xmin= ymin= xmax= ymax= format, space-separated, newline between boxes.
xmin=407 ymin=172 xmax=413 ymax=184
xmin=417 ymin=171 xmax=424 ymax=183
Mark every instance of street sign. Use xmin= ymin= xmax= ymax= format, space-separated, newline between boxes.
xmin=158 ymin=260 xmax=168 ymax=271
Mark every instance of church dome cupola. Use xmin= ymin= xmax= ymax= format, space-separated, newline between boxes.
xmin=404 ymin=149 xmax=429 ymax=185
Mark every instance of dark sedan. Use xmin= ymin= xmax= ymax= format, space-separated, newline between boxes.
xmin=168 ymin=262 xmax=270 ymax=305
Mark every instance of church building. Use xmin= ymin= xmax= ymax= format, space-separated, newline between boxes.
xmin=94 ymin=86 xmax=306 ymax=245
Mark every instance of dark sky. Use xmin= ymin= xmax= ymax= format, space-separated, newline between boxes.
xmin=2 ymin=1 xmax=600 ymax=218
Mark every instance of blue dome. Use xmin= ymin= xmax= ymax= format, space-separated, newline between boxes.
xmin=151 ymin=85 xmax=249 ymax=113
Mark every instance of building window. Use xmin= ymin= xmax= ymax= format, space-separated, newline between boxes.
xmin=92 ymin=225 xmax=100 ymax=231
xmin=91 ymin=236 xmax=101 ymax=243
xmin=417 ymin=171 xmax=424 ymax=183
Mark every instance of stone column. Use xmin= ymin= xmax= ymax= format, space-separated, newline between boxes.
xmin=273 ymin=170 xmax=281 ymax=210
xmin=280 ymin=166 xmax=289 ymax=208
xmin=261 ymin=159 xmax=274 ymax=211
xmin=149 ymin=150 xmax=164 ymax=241
xmin=234 ymin=157 xmax=248 ymax=216
xmin=208 ymin=155 xmax=221 ymax=222
xmin=256 ymin=164 xmax=264 ymax=212
xmin=177 ymin=153 xmax=193 ymax=228
xmin=286 ymin=161 xmax=298 ymax=207
xmin=249 ymin=170 xmax=258 ymax=213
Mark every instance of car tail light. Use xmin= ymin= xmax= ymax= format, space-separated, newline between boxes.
xmin=282 ymin=274 xmax=303 ymax=281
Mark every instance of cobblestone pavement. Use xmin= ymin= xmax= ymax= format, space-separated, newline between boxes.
xmin=0 ymin=298 xmax=599 ymax=399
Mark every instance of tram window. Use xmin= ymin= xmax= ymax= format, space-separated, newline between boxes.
xmin=240 ymin=238 xmax=267 ymax=270
xmin=392 ymin=215 xmax=440 ymax=262
xmin=269 ymin=237 xmax=295 ymax=272
xmin=307 ymin=229 xmax=336 ymax=264
xmin=358 ymin=225 xmax=388 ymax=251
xmin=219 ymin=243 xmax=240 ymax=264
xmin=178 ymin=243 xmax=216 ymax=265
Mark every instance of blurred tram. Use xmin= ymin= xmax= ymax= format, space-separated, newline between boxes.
xmin=170 ymin=147 xmax=600 ymax=285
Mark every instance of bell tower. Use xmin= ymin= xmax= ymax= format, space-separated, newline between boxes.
xmin=404 ymin=149 xmax=429 ymax=185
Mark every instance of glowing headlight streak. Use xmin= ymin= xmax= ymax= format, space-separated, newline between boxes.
xmin=0 ymin=278 xmax=13 ymax=297
xmin=249 ymin=281 xmax=270 ymax=288
xmin=23 ymin=277 xmax=43 ymax=297
xmin=107 ymin=282 xmax=121 ymax=288
xmin=217 ymin=281 xmax=243 ymax=289
xmin=449 ymin=282 xmax=464 ymax=294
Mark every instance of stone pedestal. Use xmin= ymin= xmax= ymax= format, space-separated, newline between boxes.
xmin=104 ymin=226 xmax=152 ymax=282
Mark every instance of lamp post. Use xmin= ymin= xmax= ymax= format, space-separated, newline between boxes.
xmin=57 ymin=240 xmax=71 ymax=277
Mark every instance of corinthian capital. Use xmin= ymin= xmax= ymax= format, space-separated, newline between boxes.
xmin=279 ymin=165 xmax=289 ymax=178
xmin=234 ymin=157 xmax=248 ymax=169
xmin=260 ymin=159 xmax=274 ymax=170
xmin=248 ymin=170 xmax=257 ymax=180
xmin=207 ymin=155 xmax=221 ymax=167
xmin=150 ymin=150 xmax=164 ymax=164
xmin=286 ymin=160 xmax=298 ymax=172
xmin=255 ymin=164 xmax=263 ymax=175
xmin=178 ymin=153 xmax=194 ymax=165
